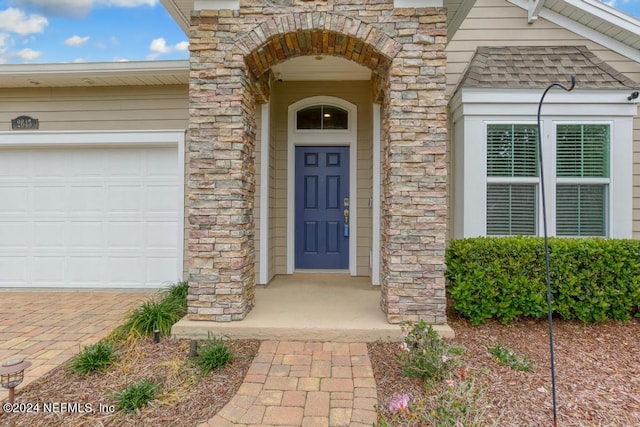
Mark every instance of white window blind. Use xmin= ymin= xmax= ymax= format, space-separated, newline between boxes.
xmin=556 ymin=124 xmax=609 ymax=237
xmin=486 ymin=124 xmax=538 ymax=236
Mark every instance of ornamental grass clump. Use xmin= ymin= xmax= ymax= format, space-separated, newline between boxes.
xmin=111 ymin=379 xmax=159 ymax=413
xmin=69 ymin=341 xmax=117 ymax=375
xmin=192 ymin=334 xmax=234 ymax=375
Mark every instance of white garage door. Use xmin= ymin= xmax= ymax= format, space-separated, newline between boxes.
xmin=0 ymin=144 xmax=181 ymax=288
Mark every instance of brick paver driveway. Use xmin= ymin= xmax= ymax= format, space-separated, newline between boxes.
xmin=0 ymin=290 xmax=152 ymax=401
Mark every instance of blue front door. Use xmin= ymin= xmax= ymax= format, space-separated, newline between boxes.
xmin=295 ymin=146 xmax=349 ymax=269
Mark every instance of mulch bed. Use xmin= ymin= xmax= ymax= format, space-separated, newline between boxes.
xmin=2 ymin=318 xmax=639 ymax=426
xmin=0 ymin=338 xmax=260 ymax=427
xmin=370 ymin=317 xmax=640 ymax=426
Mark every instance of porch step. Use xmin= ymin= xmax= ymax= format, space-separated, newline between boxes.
xmin=171 ymin=318 xmax=454 ymax=342
xmin=172 ymin=274 xmax=454 ymax=342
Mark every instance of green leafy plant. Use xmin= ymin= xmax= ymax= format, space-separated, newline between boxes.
xmin=378 ymin=370 xmax=492 ymax=427
xmin=446 ymin=237 xmax=640 ymax=324
xmin=111 ymin=379 xmax=158 ymax=413
xmin=193 ymin=334 xmax=234 ymax=375
xmin=398 ymin=320 xmax=464 ymax=389
xmin=69 ymin=341 xmax=117 ymax=375
xmin=487 ymin=343 xmax=533 ymax=372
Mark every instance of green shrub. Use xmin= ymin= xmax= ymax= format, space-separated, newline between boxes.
xmin=398 ymin=320 xmax=464 ymax=390
xmin=446 ymin=237 xmax=640 ymax=324
xmin=487 ymin=343 xmax=533 ymax=372
xmin=69 ymin=341 xmax=117 ymax=375
xmin=111 ymin=379 xmax=158 ymax=413
xmin=193 ymin=335 xmax=234 ymax=375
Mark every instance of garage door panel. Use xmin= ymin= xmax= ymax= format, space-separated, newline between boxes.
xmin=0 ymin=222 xmax=28 ymax=248
xmin=108 ymin=222 xmax=143 ymax=247
xmin=108 ymin=257 xmax=144 ymax=284
xmin=107 ymin=151 xmax=143 ymax=176
xmin=147 ymin=257 xmax=179 ymax=282
xmin=32 ymin=257 xmax=65 ymax=283
xmin=147 ymin=222 xmax=178 ymax=248
xmin=147 ymin=185 xmax=178 ymax=212
xmin=0 ymin=257 xmax=27 ymax=283
xmin=146 ymin=149 xmax=178 ymax=176
xmin=0 ymin=151 xmax=27 ymax=177
xmin=70 ymin=186 xmax=106 ymax=212
xmin=109 ymin=185 xmax=143 ymax=212
xmin=0 ymin=144 xmax=180 ymax=288
xmin=67 ymin=256 xmax=106 ymax=284
xmin=33 ymin=186 xmax=66 ymax=213
xmin=0 ymin=187 xmax=28 ymax=213
xmin=32 ymin=151 xmax=68 ymax=177
xmin=33 ymin=222 xmax=65 ymax=247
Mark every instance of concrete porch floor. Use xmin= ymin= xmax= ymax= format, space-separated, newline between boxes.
xmin=172 ymin=273 xmax=454 ymax=342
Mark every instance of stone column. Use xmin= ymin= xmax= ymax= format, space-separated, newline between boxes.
xmin=380 ymin=8 xmax=448 ymax=324
xmin=186 ymin=10 xmax=256 ymax=321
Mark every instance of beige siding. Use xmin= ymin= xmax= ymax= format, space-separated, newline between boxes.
xmin=447 ymin=0 xmax=640 ymax=238
xmin=0 ymin=85 xmax=188 ymax=131
xmin=270 ymin=80 xmax=373 ymax=276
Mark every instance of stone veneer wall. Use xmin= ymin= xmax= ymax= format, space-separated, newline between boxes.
xmin=186 ymin=0 xmax=448 ymax=324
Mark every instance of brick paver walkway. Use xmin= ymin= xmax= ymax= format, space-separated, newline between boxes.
xmin=201 ymin=341 xmax=378 ymax=427
xmin=0 ymin=291 xmax=151 ymax=401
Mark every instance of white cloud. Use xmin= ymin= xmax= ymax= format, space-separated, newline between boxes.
xmin=9 ymin=0 xmax=157 ymax=18
xmin=147 ymin=37 xmax=189 ymax=59
xmin=0 ymin=8 xmax=48 ymax=35
xmin=16 ymin=47 xmax=42 ymax=62
xmin=65 ymin=35 xmax=90 ymax=47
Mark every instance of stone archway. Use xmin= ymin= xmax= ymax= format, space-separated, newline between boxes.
xmin=186 ymin=5 xmax=448 ymax=325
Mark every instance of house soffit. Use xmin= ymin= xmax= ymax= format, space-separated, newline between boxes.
xmin=0 ymin=60 xmax=189 ymax=89
xmin=508 ymin=0 xmax=640 ymax=63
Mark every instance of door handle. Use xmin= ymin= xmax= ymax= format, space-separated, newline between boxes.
xmin=343 ymin=209 xmax=350 ymax=237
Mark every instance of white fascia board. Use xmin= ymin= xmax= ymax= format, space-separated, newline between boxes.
xmin=508 ymin=0 xmax=640 ymax=63
xmin=565 ymin=0 xmax=640 ymax=34
xmin=194 ymin=0 xmax=239 ymax=10
xmin=394 ymin=0 xmax=442 ymax=7
xmin=452 ymin=88 xmax=638 ymax=117
xmin=160 ymin=0 xmax=189 ymax=34
xmin=0 ymin=60 xmax=189 ymax=79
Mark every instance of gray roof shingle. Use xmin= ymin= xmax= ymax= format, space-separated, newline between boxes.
xmin=459 ymin=46 xmax=638 ymax=90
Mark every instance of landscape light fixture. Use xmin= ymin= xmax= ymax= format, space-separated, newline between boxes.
xmin=0 ymin=358 xmax=32 ymax=404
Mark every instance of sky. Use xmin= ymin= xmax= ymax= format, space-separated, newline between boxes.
xmin=0 ymin=0 xmax=638 ymax=65
xmin=0 ymin=0 xmax=188 ymax=64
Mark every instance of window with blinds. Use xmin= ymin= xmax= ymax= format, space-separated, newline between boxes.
xmin=556 ymin=124 xmax=609 ymax=237
xmin=486 ymin=124 xmax=538 ymax=236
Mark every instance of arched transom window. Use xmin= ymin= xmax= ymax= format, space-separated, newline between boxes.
xmin=296 ymin=105 xmax=349 ymax=130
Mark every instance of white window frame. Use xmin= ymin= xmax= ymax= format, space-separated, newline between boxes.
xmin=549 ymin=121 xmax=613 ymax=237
xmin=450 ymin=88 xmax=634 ymax=239
xmin=485 ymin=121 xmax=540 ymax=236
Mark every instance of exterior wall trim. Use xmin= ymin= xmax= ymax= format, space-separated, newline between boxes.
xmin=372 ymin=104 xmax=381 ymax=285
xmin=259 ymin=103 xmax=270 ymax=284
xmin=287 ymin=96 xmax=358 ymax=276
